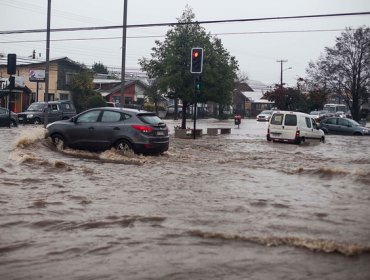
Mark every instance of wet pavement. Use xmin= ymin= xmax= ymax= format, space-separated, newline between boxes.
xmin=0 ymin=118 xmax=370 ymax=280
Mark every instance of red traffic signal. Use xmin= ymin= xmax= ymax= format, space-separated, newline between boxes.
xmin=190 ymin=48 xmax=203 ymax=74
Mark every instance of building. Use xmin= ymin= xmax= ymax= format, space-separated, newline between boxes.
xmin=233 ymin=80 xmax=274 ymax=117
xmin=93 ymin=75 xmax=149 ymax=106
xmin=0 ymin=55 xmax=85 ymax=112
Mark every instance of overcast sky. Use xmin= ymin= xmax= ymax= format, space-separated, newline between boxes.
xmin=1 ymin=0 xmax=369 ymax=88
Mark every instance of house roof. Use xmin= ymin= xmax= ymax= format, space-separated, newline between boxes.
xmin=0 ymin=55 xmax=84 ymax=68
xmin=95 ymin=80 xmax=148 ymax=96
xmin=241 ymin=91 xmax=263 ymax=101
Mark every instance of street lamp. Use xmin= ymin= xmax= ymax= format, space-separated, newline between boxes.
xmin=281 ymin=66 xmax=292 ymax=87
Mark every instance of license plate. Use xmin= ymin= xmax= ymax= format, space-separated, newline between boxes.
xmin=157 ymin=131 xmax=164 ymax=136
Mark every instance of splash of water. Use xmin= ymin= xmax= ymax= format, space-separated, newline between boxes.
xmin=189 ymin=230 xmax=370 ymax=257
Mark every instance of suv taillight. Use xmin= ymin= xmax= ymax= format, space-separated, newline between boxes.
xmin=131 ymin=125 xmax=153 ymax=133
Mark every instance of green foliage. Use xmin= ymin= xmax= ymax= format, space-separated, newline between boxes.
xmin=143 ymin=103 xmax=165 ymax=112
xmin=84 ymin=94 xmax=107 ymax=110
xmin=92 ymin=62 xmax=108 ymax=74
xmin=139 ymin=6 xmax=238 ymax=128
xmin=306 ymin=26 xmax=370 ymax=121
xmin=264 ymin=86 xmax=308 ymax=112
xmin=70 ymin=70 xmax=106 ymax=112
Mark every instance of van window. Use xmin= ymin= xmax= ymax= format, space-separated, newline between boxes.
xmin=270 ymin=113 xmax=283 ymax=125
xmin=305 ymin=117 xmax=312 ymax=128
xmin=284 ymin=114 xmax=297 ymax=126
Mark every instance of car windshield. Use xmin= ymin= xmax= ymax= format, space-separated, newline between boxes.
xmin=260 ymin=110 xmax=272 ymax=115
xmin=27 ymin=103 xmax=45 ymax=111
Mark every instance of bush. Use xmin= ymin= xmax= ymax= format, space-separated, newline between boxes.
xmin=143 ymin=103 xmax=166 ymax=112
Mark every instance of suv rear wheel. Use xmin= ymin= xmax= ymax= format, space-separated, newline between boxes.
xmin=115 ymin=139 xmax=135 ymax=155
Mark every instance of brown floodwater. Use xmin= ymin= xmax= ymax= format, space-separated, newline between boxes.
xmin=1 ymin=118 xmax=370 ymax=280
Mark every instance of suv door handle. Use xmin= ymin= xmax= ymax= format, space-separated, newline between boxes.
xmin=113 ymin=127 xmax=120 ymax=131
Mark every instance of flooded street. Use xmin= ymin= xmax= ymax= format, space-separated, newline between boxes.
xmin=1 ymin=118 xmax=370 ymax=280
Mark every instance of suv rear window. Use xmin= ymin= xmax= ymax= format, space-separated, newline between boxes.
xmin=138 ymin=114 xmax=163 ymax=125
xmin=284 ymin=114 xmax=297 ymax=126
xmin=270 ymin=113 xmax=283 ymax=125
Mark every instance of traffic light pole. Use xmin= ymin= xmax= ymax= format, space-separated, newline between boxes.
xmin=193 ymin=74 xmax=200 ymax=139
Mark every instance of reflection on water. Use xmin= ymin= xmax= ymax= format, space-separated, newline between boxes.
xmin=1 ymin=120 xmax=370 ymax=280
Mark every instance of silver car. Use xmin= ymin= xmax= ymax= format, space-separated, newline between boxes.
xmin=256 ymin=110 xmax=273 ymax=121
xmin=45 ymin=107 xmax=169 ymax=154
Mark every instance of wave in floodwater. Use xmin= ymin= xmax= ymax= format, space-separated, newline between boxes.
xmin=9 ymin=127 xmax=164 ymax=166
xmin=189 ymin=230 xmax=370 ymax=257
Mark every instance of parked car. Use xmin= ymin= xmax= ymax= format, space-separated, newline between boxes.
xmin=256 ymin=110 xmax=273 ymax=121
xmin=0 ymin=107 xmax=18 ymax=127
xmin=319 ymin=117 xmax=369 ymax=136
xmin=45 ymin=107 xmax=169 ymax=155
xmin=18 ymin=101 xmax=76 ymax=124
xmin=166 ymin=104 xmax=208 ymax=118
xmin=309 ymin=110 xmax=328 ymax=121
xmin=267 ymin=111 xmax=325 ymax=144
xmin=335 ymin=111 xmax=346 ymax=118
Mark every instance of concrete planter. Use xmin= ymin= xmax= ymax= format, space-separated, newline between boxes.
xmin=174 ymin=128 xmax=202 ymax=139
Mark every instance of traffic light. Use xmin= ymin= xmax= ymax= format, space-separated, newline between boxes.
xmin=190 ymin=48 xmax=203 ymax=74
xmin=7 ymin=54 xmax=16 ymax=75
xmin=195 ymin=75 xmax=201 ymax=92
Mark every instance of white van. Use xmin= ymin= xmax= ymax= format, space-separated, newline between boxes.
xmin=267 ymin=111 xmax=325 ymax=144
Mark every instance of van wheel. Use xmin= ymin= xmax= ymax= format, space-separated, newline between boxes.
xmin=320 ymin=136 xmax=325 ymax=143
xmin=115 ymin=139 xmax=135 ymax=155
xmin=267 ymin=134 xmax=271 ymax=141
xmin=51 ymin=133 xmax=66 ymax=149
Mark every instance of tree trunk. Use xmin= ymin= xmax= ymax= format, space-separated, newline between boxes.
xmin=181 ymin=101 xmax=188 ymax=129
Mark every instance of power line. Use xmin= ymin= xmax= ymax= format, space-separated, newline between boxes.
xmin=1 ymin=12 xmax=369 ymax=35
xmin=0 ymin=28 xmax=352 ymax=44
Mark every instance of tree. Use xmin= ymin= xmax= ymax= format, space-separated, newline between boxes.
xmin=263 ymin=86 xmax=307 ymax=111
xmin=306 ymin=26 xmax=370 ymax=121
xmin=144 ymin=79 xmax=163 ymax=115
xmin=139 ymin=6 xmax=238 ymax=128
xmin=70 ymin=70 xmax=106 ymax=113
xmin=92 ymin=62 xmax=108 ymax=74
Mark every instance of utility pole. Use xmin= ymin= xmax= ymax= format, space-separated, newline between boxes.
xmin=44 ymin=0 xmax=51 ymax=127
xmin=120 ymin=0 xmax=128 ymax=108
xmin=277 ymin=59 xmax=288 ymax=87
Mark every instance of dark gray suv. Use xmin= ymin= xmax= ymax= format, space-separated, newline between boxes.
xmin=18 ymin=101 xmax=76 ymax=124
xmin=45 ymin=107 xmax=169 ymax=155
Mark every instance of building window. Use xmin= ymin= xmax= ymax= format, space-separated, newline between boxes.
xmin=48 ymin=93 xmax=55 ymax=101
xmin=65 ymin=72 xmax=77 ymax=85
xmin=59 ymin=93 xmax=69 ymax=100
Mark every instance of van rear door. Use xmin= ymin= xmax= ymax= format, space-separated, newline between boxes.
xmin=282 ymin=114 xmax=298 ymax=140
xmin=269 ymin=113 xmax=297 ymax=141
